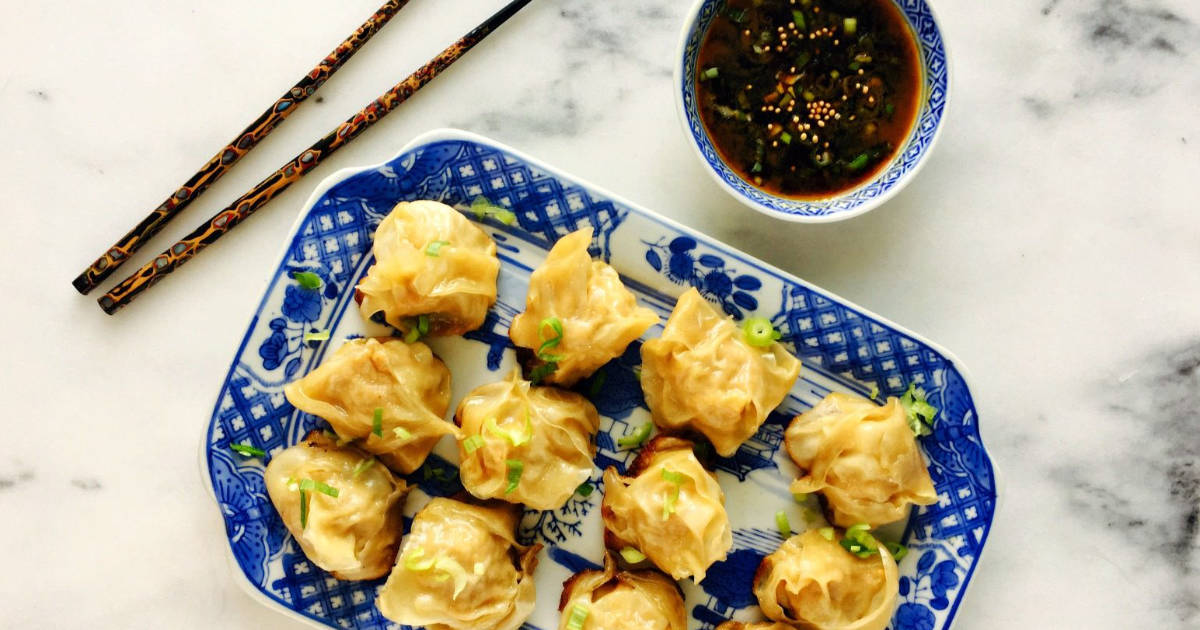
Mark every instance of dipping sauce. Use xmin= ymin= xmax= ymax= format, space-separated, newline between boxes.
xmin=696 ymin=0 xmax=921 ymax=199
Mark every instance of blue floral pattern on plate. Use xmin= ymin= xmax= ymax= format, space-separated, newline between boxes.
xmin=203 ymin=129 xmax=995 ymax=630
xmin=677 ymin=0 xmax=949 ymax=220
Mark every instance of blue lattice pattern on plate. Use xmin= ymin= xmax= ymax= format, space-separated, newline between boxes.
xmin=204 ymin=130 xmax=995 ymax=630
xmin=677 ymin=0 xmax=949 ymax=219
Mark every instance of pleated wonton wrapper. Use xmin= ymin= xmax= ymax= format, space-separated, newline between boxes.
xmin=558 ymin=554 xmax=687 ymax=630
xmin=601 ymin=436 xmax=732 ymax=582
xmin=786 ymin=392 xmax=937 ymax=527
xmin=455 ymin=369 xmax=600 ymax=510
xmin=640 ymin=287 xmax=801 ymax=457
xmin=283 ymin=337 xmax=457 ymax=474
xmin=264 ymin=431 xmax=409 ymax=581
xmin=357 ymin=200 xmax=500 ymax=336
xmin=753 ymin=529 xmax=899 ymax=630
xmin=377 ymin=498 xmax=540 ymax=630
xmin=510 ymin=228 xmax=659 ymax=386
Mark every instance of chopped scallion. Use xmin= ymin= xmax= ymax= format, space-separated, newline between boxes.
xmin=404 ymin=546 xmax=436 ymax=571
xmin=792 ymin=492 xmax=808 ymax=504
xmin=505 ymin=459 xmax=524 ymax=494
xmin=775 ymin=510 xmax=791 ymax=538
xmin=900 ymin=383 xmax=937 ymax=437
xmin=847 ymin=153 xmax=871 ymax=171
xmin=819 ymin=527 xmax=835 ymax=541
xmin=576 ymin=482 xmax=594 ymax=497
xmin=742 ymin=317 xmax=782 ymax=347
xmin=352 ymin=458 xmax=375 ymax=478
xmin=303 ymin=330 xmax=330 ymax=343
xmin=425 ymin=240 xmax=450 ymax=257
xmin=844 ymin=17 xmax=858 ymax=36
xmin=792 ymin=10 xmax=806 ymax=31
xmin=886 ymin=541 xmax=909 ymax=561
xmin=230 ymin=443 xmax=265 ymax=458
xmin=529 ymin=362 xmax=557 ymax=384
xmin=393 ymin=426 xmax=412 ymax=441
xmin=485 ymin=411 xmax=533 ymax=447
xmin=372 ymin=408 xmax=383 ymax=437
xmin=299 ymin=487 xmax=310 ymax=528
xmin=462 ymin=434 xmax=486 ymax=454
xmin=566 ymin=603 xmax=590 ymax=630
xmin=660 ymin=468 xmax=691 ymax=521
xmin=780 ymin=131 xmax=792 ymax=144
xmin=868 ymin=384 xmax=880 ymax=400
xmin=617 ymin=422 xmax=652 ymax=449
xmin=470 ymin=197 xmax=517 ymax=225
xmin=839 ymin=523 xmax=881 ymax=558
xmin=702 ymin=67 xmax=720 ymax=80
xmin=292 ymin=271 xmax=322 ymax=290
xmin=620 ymin=546 xmax=647 ymax=563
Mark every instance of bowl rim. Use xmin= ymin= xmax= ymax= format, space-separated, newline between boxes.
xmin=672 ymin=0 xmax=953 ymax=223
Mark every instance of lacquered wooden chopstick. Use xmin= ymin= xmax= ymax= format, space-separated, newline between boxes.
xmin=98 ymin=0 xmax=533 ymax=315
xmin=72 ymin=0 xmax=411 ymax=295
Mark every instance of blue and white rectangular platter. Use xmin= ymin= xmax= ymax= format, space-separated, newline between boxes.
xmin=203 ymin=128 xmax=999 ymax=630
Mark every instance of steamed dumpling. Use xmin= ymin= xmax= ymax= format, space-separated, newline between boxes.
xmin=283 ymin=337 xmax=457 ymax=474
xmin=558 ymin=554 xmax=687 ymax=630
xmin=264 ymin=431 xmax=409 ymax=580
xmin=640 ymin=288 xmax=801 ymax=457
xmin=377 ymin=498 xmax=540 ymax=630
xmin=786 ymin=392 xmax=937 ymax=527
xmin=509 ymin=228 xmax=659 ymax=386
xmin=456 ymin=369 xmax=600 ymax=510
xmin=357 ymin=200 xmax=500 ymax=336
xmin=753 ymin=529 xmax=899 ymax=630
xmin=601 ymin=436 xmax=731 ymax=582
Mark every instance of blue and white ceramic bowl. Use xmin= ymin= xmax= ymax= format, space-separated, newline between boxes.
xmin=203 ymin=129 xmax=996 ymax=629
xmin=675 ymin=0 xmax=951 ymax=222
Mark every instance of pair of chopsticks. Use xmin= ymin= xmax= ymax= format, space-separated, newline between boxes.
xmin=76 ymin=0 xmax=533 ymax=314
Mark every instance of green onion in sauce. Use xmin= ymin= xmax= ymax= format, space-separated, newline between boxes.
xmin=695 ymin=0 xmax=921 ymax=198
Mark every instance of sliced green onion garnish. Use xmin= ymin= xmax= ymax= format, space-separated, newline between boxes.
xmin=303 ymin=330 xmax=330 ymax=342
xmin=792 ymin=10 xmax=806 ymax=31
xmin=725 ymin=6 xmax=746 ymax=23
xmin=462 ymin=434 xmax=485 ymax=454
xmin=418 ymin=314 xmax=430 ymax=335
xmin=505 ymin=459 xmax=524 ymax=494
xmin=404 ymin=326 xmax=420 ymax=344
xmin=352 ymin=458 xmax=375 ymax=478
xmin=529 ymin=363 xmax=557 ymax=384
xmin=780 ymin=132 xmax=792 ymax=145
xmin=702 ymin=67 xmax=719 ymax=80
xmin=470 ymin=197 xmax=517 ymax=225
xmin=566 ymin=603 xmax=590 ymax=630
xmin=576 ymin=482 xmax=594 ymax=497
xmin=299 ymin=488 xmax=310 ymax=528
xmin=372 ymin=408 xmax=383 ymax=437
xmin=433 ymin=556 xmax=472 ymax=599
xmin=900 ymin=383 xmax=938 ymax=437
xmin=425 ymin=240 xmax=450 ymax=257
xmin=844 ymin=17 xmax=858 ymax=36
xmin=775 ymin=511 xmax=791 ymax=539
xmin=393 ymin=426 xmax=412 ymax=441
xmin=404 ymin=546 xmax=436 ymax=571
xmin=847 ymin=153 xmax=870 ymax=171
xmin=292 ymin=271 xmax=322 ymax=290
xmin=885 ymin=102 xmax=896 ymax=116
xmin=587 ymin=370 xmax=607 ymax=398
xmin=885 ymin=541 xmax=909 ymax=561
xmin=230 ymin=443 xmax=265 ymax=458
xmin=660 ymin=468 xmax=690 ymax=521
xmin=485 ymin=411 xmax=533 ymax=447
xmin=303 ymin=479 xmax=340 ymax=498
xmin=792 ymin=492 xmax=808 ymax=503
xmin=617 ymin=422 xmax=652 ymax=449
xmin=819 ymin=527 xmax=835 ymax=541
xmin=840 ymin=523 xmax=880 ymax=558
xmin=868 ymin=384 xmax=880 ymax=400
xmin=619 ymin=547 xmax=647 ymax=563
xmin=742 ymin=317 xmax=782 ymax=347
xmin=537 ymin=317 xmax=564 ymax=360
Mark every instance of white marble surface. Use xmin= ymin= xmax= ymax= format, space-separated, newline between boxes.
xmin=1 ymin=0 xmax=1197 ymax=627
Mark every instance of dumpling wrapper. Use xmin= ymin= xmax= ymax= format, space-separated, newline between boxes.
xmin=640 ymin=288 xmax=801 ymax=457
xmin=284 ymin=337 xmax=457 ymax=474
xmin=786 ymin=392 xmax=937 ymax=527
xmin=377 ymin=498 xmax=540 ymax=630
xmin=510 ymin=228 xmax=659 ymax=386
xmin=357 ymin=200 xmax=500 ymax=336
xmin=753 ymin=529 xmax=899 ymax=630
xmin=264 ymin=431 xmax=409 ymax=580
xmin=715 ymin=623 xmax=797 ymax=630
xmin=558 ymin=554 xmax=687 ymax=630
xmin=456 ymin=369 xmax=600 ymax=510
xmin=601 ymin=436 xmax=731 ymax=582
